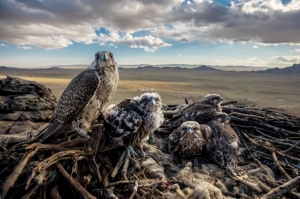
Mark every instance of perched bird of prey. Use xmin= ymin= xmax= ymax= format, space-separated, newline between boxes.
xmin=101 ymin=92 xmax=164 ymax=156
xmin=204 ymin=112 xmax=240 ymax=171
xmin=165 ymin=94 xmax=224 ymax=130
xmin=38 ymin=51 xmax=119 ymax=142
xmin=168 ymin=121 xmax=210 ymax=166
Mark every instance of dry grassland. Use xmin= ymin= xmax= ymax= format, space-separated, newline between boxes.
xmin=1 ymin=68 xmax=299 ymax=116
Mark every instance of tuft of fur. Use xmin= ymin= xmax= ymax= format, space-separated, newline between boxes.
xmin=142 ymin=143 xmax=164 ymax=161
xmin=178 ymin=162 xmax=193 ymax=179
xmin=215 ymin=179 xmax=228 ymax=193
xmin=34 ymin=170 xmax=47 ymax=185
xmin=141 ymin=158 xmax=166 ymax=179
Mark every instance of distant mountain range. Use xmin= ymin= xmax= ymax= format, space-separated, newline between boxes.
xmin=1 ymin=63 xmax=300 ymax=74
xmin=0 ymin=66 xmax=19 ymax=70
xmin=255 ymin=63 xmax=300 ymax=74
xmin=118 ymin=64 xmax=269 ymax=71
xmin=122 ymin=65 xmax=220 ymax=71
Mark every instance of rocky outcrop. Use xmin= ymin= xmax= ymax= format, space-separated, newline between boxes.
xmin=0 ymin=76 xmax=57 ymax=135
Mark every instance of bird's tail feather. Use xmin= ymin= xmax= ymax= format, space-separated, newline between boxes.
xmin=38 ymin=119 xmax=63 ymax=143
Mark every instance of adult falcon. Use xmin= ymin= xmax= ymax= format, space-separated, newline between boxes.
xmin=165 ymin=94 xmax=224 ymax=130
xmin=38 ymin=51 xmax=119 ymax=142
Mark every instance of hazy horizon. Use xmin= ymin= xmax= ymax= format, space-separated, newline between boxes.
xmin=0 ymin=63 xmax=284 ymax=70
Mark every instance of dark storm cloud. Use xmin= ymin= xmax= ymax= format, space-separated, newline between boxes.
xmin=169 ymin=1 xmax=230 ymax=26
xmin=207 ymin=4 xmax=300 ymax=44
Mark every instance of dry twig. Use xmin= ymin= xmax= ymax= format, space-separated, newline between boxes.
xmin=56 ymin=163 xmax=96 ymax=199
xmin=261 ymin=176 xmax=300 ymax=199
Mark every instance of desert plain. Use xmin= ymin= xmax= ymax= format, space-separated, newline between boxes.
xmin=1 ymin=66 xmax=299 ymax=116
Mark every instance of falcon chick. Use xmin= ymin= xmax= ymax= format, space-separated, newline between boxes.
xmin=181 ymin=93 xmax=223 ymax=113
xmin=38 ymin=51 xmax=119 ymax=142
xmin=204 ymin=113 xmax=259 ymax=187
xmin=101 ymin=92 xmax=164 ymax=179
xmin=168 ymin=121 xmax=209 ymax=166
xmin=204 ymin=112 xmax=240 ymax=171
xmin=102 ymin=92 xmax=164 ymax=153
xmin=165 ymin=94 xmax=224 ymax=130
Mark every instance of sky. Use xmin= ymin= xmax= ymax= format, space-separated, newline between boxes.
xmin=0 ymin=0 xmax=300 ymax=68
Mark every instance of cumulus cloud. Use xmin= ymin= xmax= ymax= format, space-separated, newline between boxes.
xmin=0 ymin=0 xmax=300 ymax=50
xmin=117 ymin=35 xmax=171 ymax=51
xmin=97 ymin=31 xmax=172 ymax=51
xmin=205 ymin=0 xmax=300 ymax=44
xmin=295 ymin=49 xmax=300 ymax=52
xmin=171 ymin=0 xmax=300 ymax=44
xmin=0 ymin=0 xmax=174 ymax=51
xmin=253 ymin=46 xmax=259 ymax=49
xmin=0 ymin=43 xmax=7 ymax=47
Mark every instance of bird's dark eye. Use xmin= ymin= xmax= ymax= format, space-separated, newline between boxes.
xmin=194 ymin=128 xmax=197 ymax=131
xmin=109 ymin=53 xmax=113 ymax=58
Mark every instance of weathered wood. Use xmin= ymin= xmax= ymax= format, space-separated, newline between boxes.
xmin=261 ymin=176 xmax=300 ymax=199
xmin=231 ymin=116 xmax=300 ymax=136
xmin=1 ymin=102 xmax=300 ymax=199
xmin=272 ymin=151 xmax=292 ymax=180
xmin=129 ymin=181 xmax=138 ymax=199
xmin=222 ymin=106 xmax=265 ymax=117
xmin=111 ymin=150 xmax=126 ymax=179
xmin=0 ymin=131 xmax=38 ymax=145
xmin=56 ymin=163 xmax=96 ymax=199
xmin=1 ymin=145 xmax=40 ymax=199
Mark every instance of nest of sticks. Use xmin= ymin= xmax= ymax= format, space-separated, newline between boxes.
xmin=0 ymin=101 xmax=300 ymax=199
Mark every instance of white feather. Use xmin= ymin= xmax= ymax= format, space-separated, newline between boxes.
xmin=230 ymin=141 xmax=238 ymax=149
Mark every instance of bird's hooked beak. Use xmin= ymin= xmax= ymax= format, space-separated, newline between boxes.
xmin=151 ymin=99 xmax=156 ymax=105
xmin=219 ymin=97 xmax=224 ymax=101
xmin=186 ymin=128 xmax=193 ymax=134
xmin=148 ymin=99 xmax=156 ymax=106
xmin=101 ymin=53 xmax=109 ymax=61
xmin=89 ymin=52 xmax=110 ymax=69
